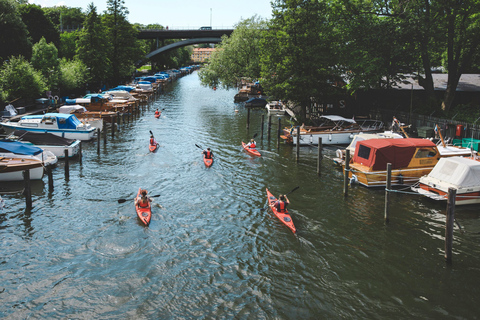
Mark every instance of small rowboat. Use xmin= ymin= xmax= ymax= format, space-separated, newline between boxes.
xmin=242 ymin=141 xmax=261 ymax=157
xmin=203 ymin=154 xmax=213 ymax=167
xmin=149 ymin=143 xmax=159 ymax=152
xmin=134 ymin=188 xmax=152 ymax=226
xmin=266 ymin=188 xmax=296 ymax=233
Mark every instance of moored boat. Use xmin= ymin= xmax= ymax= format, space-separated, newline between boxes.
xmin=134 ymin=188 xmax=152 ymax=226
xmin=265 ymin=101 xmax=286 ymax=115
xmin=10 ymin=130 xmax=80 ymax=159
xmin=266 ymin=188 xmax=296 ymax=233
xmin=242 ymin=141 xmax=261 ymax=157
xmin=0 ymin=157 xmax=44 ymax=181
xmin=0 ymin=139 xmax=57 ymax=167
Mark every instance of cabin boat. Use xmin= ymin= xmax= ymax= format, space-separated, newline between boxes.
xmin=0 ymin=157 xmax=44 ymax=181
xmin=58 ymin=105 xmax=104 ymax=131
xmin=1 ymin=113 xmax=96 ymax=140
xmin=0 ymin=139 xmax=57 ymax=167
xmin=281 ymin=115 xmax=384 ymax=146
xmin=9 ymin=130 xmax=80 ymax=159
xmin=345 ymin=138 xmax=440 ymax=187
xmin=245 ymin=97 xmax=267 ymax=108
xmin=411 ymin=157 xmax=480 ymax=205
xmin=265 ymin=101 xmax=286 ymax=115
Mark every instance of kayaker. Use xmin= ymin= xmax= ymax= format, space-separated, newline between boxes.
xmin=203 ymin=147 xmax=213 ymax=159
xmin=136 ymin=190 xmax=150 ymax=208
xmin=150 ymin=135 xmax=157 ymax=146
xmin=274 ymin=194 xmax=290 ymax=213
xmin=155 ymin=109 xmax=160 ymax=115
xmin=246 ymin=139 xmax=256 ymax=148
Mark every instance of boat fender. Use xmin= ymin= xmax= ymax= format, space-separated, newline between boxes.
xmin=397 ymin=173 xmax=404 ymax=185
xmin=329 ymin=134 xmax=332 ymax=141
xmin=349 ymin=134 xmax=354 ymax=139
xmin=335 ymin=149 xmax=344 ymax=159
xmin=349 ymin=174 xmax=358 ymax=185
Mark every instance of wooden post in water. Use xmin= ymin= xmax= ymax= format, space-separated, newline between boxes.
xmin=103 ymin=125 xmax=107 ymax=146
xmin=343 ymin=149 xmax=350 ymax=196
xmin=445 ymin=187 xmax=456 ymax=263
xmin=267 ymin=115 xmax=272 ymax=141
xmin=116 ymin=112 xmax=121 ymax=130
xmin=46 ymin=164 xmax=54 ymax=191
xmin=112 ymin=119 xmax=115 ymax=139
xmin=78 ymin=141 xmax=82 ymax=165
xmin=261 ymin=115 xmax=264 ymax=139
xmin=317 ymin=137 xmax=323 ymax=175
xmin=64 ymin=149 xmax=69 ymax=180
xmin=277 ymin=118 xmax=281 ymax=149
xmin=23 ymin=170 xmax=32 ymax=209
xmin=246 ymin=108 xmax=250 ymax=129
xmin=296 ymin=126 xmax=300 ymax=162
xmin=384 ymin=163 xmax=392 ymax=224
xmin=97 ymin=128 xmax=101 ymax=154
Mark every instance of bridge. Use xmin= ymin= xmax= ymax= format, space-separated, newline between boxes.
xmin=136 ymin=29 xmax=234 ymax=66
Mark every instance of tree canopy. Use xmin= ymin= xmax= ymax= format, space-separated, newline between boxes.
xmin=0 ymin=0 xmax=32 ymax=63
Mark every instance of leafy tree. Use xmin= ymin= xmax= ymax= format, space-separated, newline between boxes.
xmin=43 ymin=6 xmax=85 ymax=31
xmin=19 ymin=3 xmax=59 ymax=48
xmin=0 ymin=0 xmax=32 ymax=63
xmin=0 ymin=56 xmax=46 ymax=102
xmin=76 ymin=3 xmax=109 ymax=90
xmin=199 ymin=15 xmax=267 ymax=89
xmin=31 ymin=37 xmax=60 ymax=91
xmin=59 ymin=58 xmax=88 ymax=94
xmin=59 ymin=30 xmax=79 ymax=59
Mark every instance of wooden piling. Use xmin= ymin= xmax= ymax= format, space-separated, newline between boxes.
xmin=23 ymin=170 xmax=32 ymax=209
xmin=247 ymin=108 xmax=250 ymax=129
xmin=111 ymin=121 xmax=115 ymax=139
xmin=64 ymin=149 xmax=69 ymax=180
xmin=277 ymin=118 xmax=281 ymax=149
xmin=267 ymin=115 xmax=272 ymax=141
xmin=261 ymin=115 xmax=264 ymax=138
xmin=317 ymin=137 xmax=323 ymax=175
xmin=97 ymin=128 xmax=101 ymax=154
xmin=103 ymin=124 xmax=107 ymax=145
xmin=343 ymin=149 xmax=350 ymax=196
xmin=445 ymin=187 xmax=456 ymax=263
xmin=46 ymin=164 xmax=54 ymax=191
xmin=384 ymin=163 xmax=392 ymax=223
xmin=78 ymin=141 xmax=82 ymax=165
xmin=296 ymin=126 xmax=300 ymax=162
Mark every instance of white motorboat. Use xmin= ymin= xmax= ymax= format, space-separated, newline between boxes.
xmin=9 ymin=130 xmax=81 ymax=159
xmin=0 ymin=139 xmax=57 ymax=167
xmin=412 ymin=156 xmax=480 ymax=205
xmin=1 ymin=113 xmax=96 ymax=141
xmin=58 ymin=105 xmax=103 ymax=131
xmin=265 ymin=101 xmax=286 ymax=115
xmin=0 ymin=157 xmax=44 ymax=181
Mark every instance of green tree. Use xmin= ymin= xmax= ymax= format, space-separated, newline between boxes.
xmin=199 ymin=15 xmax=267 ymax=89
xmin=31 ymin=37 xmax=60 ymax=91
xmin=0 ymin=56 xmax=46 ymax=102
xmin=59 ymin=58 xmax=88 ymax=94
xmin=59 ymin=30 xmax=79 ymax=59
xmin=76 ymin=3 xmax=109 ymax=90
xmin=43 ymin=6 xmax=85 ymax=31
xmin=19 ymin=3 xmax=59 ymax=48
xmin=0 ymin=0 xmax=32 ymax=63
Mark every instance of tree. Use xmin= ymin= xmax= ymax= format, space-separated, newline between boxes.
xmin=199 ymin=15 xmax=267 ymax=89
xmin=0 ymin=56 xmax=46 ymax=102
xmin=19 ymin=3 xmax=59 ymax=49
xmin=59 ymin=58 xmax=88 ymax=94
xmin=31 ymin=37 xmax=60 ymax=92
xmin=43 ymin=6 xmax=85 ymax=32
xmin=76 ymin=3 xmax=109 ymax=90
xmin=59 ymin=30 xmax=79 ymax=60
xmin=0 ymin=0 xmax=32 ymax=63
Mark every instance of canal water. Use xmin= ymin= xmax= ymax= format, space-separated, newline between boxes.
xmin=1 ymin=72 xmax=480 ymax=319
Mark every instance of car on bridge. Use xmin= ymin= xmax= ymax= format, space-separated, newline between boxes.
xmin=200 ymin=26 xmax=212 ymax=30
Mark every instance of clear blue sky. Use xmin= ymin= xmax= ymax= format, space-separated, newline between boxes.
xmin=29 ymin=0 xmax=273 ymax=28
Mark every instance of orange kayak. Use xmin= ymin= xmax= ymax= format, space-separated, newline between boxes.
xmin=149 ymin=143 xmax=159 ymax=152
xmin=242 ymin=141 xmax=261 ymax=157
xmin=135 ymin=188 xmax=152 ymax=226
xmin=154 ymin=113 xmax=160 ymax=118
xmin=203 ymin=154 xmax=213 ymax=167
xmin=266 ymin=188 xmax=296 ymax=233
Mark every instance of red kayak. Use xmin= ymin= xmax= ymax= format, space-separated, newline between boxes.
xmin=135 ymin=188 xmax=152 ymax=226
xmin=266 ymin=188 xmax=296 ymax=233
xmin=149 ymin=142 xmax=159 ymax=152
xmin=154 ymin=112 xmax=160 ymax=118
xmin=203 ymin=154 xmax=213 ymax=167
xmin=242 ymin=141 xmax=261 ymax=157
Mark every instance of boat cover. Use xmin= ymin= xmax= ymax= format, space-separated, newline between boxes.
xmin=353 ymin=138 xmax=436 ymax=170
xmin=21 ymin=113 xmax=82 ymax=130
xmin=58 ymin=105 xmax=87 ymax=114
xmin=424 ymin=157 xmax=480 ymax=187
xmin=13 ymin=130 xmax=77 ymax=146
xmin=0 ymin=139 xmax=43 ymax=155
xmin=321 ymin=115 xmax=356 ymax=123
xmin=109 ymin=86 xmax=135 ymax=92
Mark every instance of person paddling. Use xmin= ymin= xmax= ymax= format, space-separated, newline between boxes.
xmin=246 ymin=138 xmax=256 ymax=149
xmin=136 ymin=189 xmax=151 ymax=208
xmin=203 ymin=147 xmax=213 ymax=159
xmin=149 ymin=134 xmax=157 ymax=146
xmin=154 ymin=109 xmax=160 ymax=116
xmin=274 ymin=194 xmax=290 ymax=213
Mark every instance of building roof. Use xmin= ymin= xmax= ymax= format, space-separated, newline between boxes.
xmin=392 ymin=74 xmax=480 ymax=92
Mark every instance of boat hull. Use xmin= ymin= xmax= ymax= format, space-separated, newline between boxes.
xmin=203 ymin=155 xmax=213 ymax=167
xmin=2 ymin=123 xmax=95 ymax=141
xmin=149 ymin=143 xmax=159 ymax=153
xmin=346 ymin=164 xmax=436 ymax=187
xmin=134 ymin=188 xmax=152 ymax=226
xmin=266 ymin=188 xmax=296 ymax=233
xmin=413 ymin=183 xmax=480 ymax=205
xmin=0 ymin=158 xmax=44 ymax=181
xmin=282 ymin=130 xmax=360 ymax=145
xmin=242 ymin=141 xmax=261 ymax=157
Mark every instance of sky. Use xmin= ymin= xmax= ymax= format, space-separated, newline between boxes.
xmin=28 ymin=0 xmax=273 ymax=28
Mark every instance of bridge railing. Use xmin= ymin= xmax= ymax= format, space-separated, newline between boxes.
xmin=136 ymin=26 xmax=233 ymax=31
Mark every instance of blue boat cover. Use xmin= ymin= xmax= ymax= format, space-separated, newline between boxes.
xmin=0 ymin=139 xmax=43 ymax=156
xmin=21 ymin=113 xmax=82 ymax=130
xmin=109 ymin=86 xmax=135 ymax=92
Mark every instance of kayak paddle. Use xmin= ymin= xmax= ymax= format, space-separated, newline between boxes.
xmin=117 ymin=194 xmax=160 ymax=203
xmin=260 ymin=186 xmax=299 ymax=210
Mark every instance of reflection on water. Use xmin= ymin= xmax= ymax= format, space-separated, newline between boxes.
xmin=1 ymin=72 xmax=480 ymax=319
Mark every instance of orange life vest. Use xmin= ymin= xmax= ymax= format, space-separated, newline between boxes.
xmin=138 ymin=198 xmax=149 ymax=208
xmin=276 ymin=200 xmax=286 ymax=212
xmin=205 ymin=150 xmax=212 ymax=158
xmin=150 ymin=138 xmax=155 ymax=145
xmin=249 ymin=143 xmax=256 ymax=148
xmin=155 ymin=111 xmax=159 ymax=115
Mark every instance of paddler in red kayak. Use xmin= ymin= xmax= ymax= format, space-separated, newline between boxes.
xmin=203 ymin=147 xmax=214 ymax=159
xmin=135 ymin=189 xmax=151 ymax=208
xmin=274 ymin=194 xmax=290 ymax=213
xmin=149 ymin=134 xmax=157 ymax=146
xmin=154 ymin=109 xmax=160 ymax=116
xmin=246 ymin=138 xmax=256 ymax=149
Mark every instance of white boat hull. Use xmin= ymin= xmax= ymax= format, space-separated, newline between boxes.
xmin=291 ymin=131 xmax=360 ymax=145
xmin=2 ymin=122 xmax=95 ymax=141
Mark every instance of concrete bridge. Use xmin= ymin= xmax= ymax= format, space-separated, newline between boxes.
xmin=136 ymin=29 xmax=234 ymax=66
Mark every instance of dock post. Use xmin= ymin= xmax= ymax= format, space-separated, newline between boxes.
xmin=261 ymin=115 xmax=264 ymax=139
xmin=317 ymin=137 xmax=323 ymax=175
xmin=23 ymin=170 xmax=32 ymax=209
xmin=46 ymin=164 xmax=54 ymax=191
xmin=277 ymin=118 xmax=281 ymax=149
xmin=78 ymin=141 xmax=82 ymax=165
xmin=111 ymin=119 xmax=115 ymax=139
xmin=267 ymin=115 xmax=272 ymax=141
xmin=246 ymin=108 xmax=250 ymax=129
xmin=103 ymin=124 xmax=107 ymax=146
xmin=296 ymin=126 xmax=300 ymax=162
xmin=384 ymin=163 xmax=392 ymax=223
xmin=343 ymin=150 xmax=350 ymax=196
xmin=64 ymin=149 xmax=69 ymax=180
xmin=97 ymin=128 xmax=101 ymax=154
xmin=116 ymin=112 xmax=120 ymax=130
xmin=445 ymin=187 xmax=456 ymax=263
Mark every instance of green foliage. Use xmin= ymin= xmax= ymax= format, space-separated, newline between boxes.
xmin=19 ymin=3 xmax=59 ymax=48
xmin=0 ymin=56 xmax=46 ymax=102
xmin=0 ymin=0 xmax=32 ymax=63
xmin=59 ymin=30 xmax=79 ymax=59
xmin=59 ymin=58 xmax=88 ymax=94
xmin=31 ymin=37 xmax=60 ymax=91
xmin=199 ymin=15 xmax=267 ymax=89
xmin=43 ymin=6 xmax=85 ymax=31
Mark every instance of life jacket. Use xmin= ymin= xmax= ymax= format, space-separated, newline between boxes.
xmin=150 ymin=138 xmax=155 ymax=145
xmin=205 ymin=150 xmax=212 ymax=159
xmin=249 ymin=142 xmax=256 ymax=148
xmin=155 ymin=110 xmax=159 ymax=115
xmin=138 ymin=198 xmax=149 ymax=208
xmin=276 ymin=200 xmax=286 ymax=212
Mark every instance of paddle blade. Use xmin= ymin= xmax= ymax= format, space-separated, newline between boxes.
xmin=118 ymin=199 xmax=128 ymax=203
xmin=253 ymin=133 xmax=258 ymax=139
xmin=286 ymin=186 xmax=300 ymax=196
xmin=195 ymin=144 xmax=203 ymax=149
